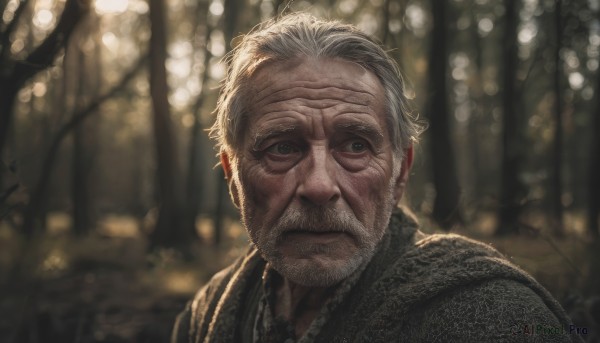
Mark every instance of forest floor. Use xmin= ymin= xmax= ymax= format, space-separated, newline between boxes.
xmin=0 ymin=212 xmax=599 ymax=342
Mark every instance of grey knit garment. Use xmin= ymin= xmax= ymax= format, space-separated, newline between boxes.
xmin=171 ymin=209 xmax=584 ymax=342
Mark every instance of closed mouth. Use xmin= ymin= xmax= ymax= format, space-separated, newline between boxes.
xmin=282 ymin=230 xmax=350 ymax=242
xmin=285 ymin=229 xmax=346 ymax=235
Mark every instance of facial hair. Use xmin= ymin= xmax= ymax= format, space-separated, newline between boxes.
xmin=246 ymin=192 xmax=395 ymax=287
xmin=238 ymin=152 xmax=401 ymax=287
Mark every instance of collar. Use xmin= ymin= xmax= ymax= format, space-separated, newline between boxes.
xmin=253 ymin=256 xmax=372 ymax=343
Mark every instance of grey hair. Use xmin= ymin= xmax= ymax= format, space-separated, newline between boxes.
xmin=210 ymin=13 xmax=423 ymax=158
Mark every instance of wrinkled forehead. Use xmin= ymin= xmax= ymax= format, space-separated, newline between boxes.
xmin=244 ymin=57 xmax=387 ymax=116
xmin=250 ymin=57 xmax=381 ymax=87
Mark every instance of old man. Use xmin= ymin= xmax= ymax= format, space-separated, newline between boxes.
xmin=172 ymin=13 xmax=579 ymax=342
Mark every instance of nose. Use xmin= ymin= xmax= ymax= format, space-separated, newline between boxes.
xmin=296 ymin=147 xmax=341 ymax=206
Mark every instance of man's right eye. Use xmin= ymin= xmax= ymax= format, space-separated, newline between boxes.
xmin=266 ymin=142 xmax=299 ymax=155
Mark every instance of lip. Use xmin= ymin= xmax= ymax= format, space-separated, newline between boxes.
xmin=283 ymin=231 xmax=348 ymax=243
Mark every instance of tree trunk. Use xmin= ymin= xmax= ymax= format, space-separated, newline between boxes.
xmin=184 ymin=1 xmax=214 ymax=243
xmin=148 ymin=0 xmax=195 ymax=248
xmin=467 ymin=0 xmax=486 ymax=207
xmin=210 ymin=0 xmax=242 ymax=245
xmin=185 ymin=104 xmax=204 ymax=240
xmin=72 ymin=119 xmax=91 ymax=235
xmin=551 ymin=0 xmax=564 ymax=237
xmin=223 ymin=0 xmax=239 ymax=50
xmin=496 ymin=0 xmax=523 ymax=235
xmin=427 ymin=0 xmax=462 ymax=229
xmin=71 ymin=21 xmax=98 ymax=235
xmin=131 ymin=135 xmax=148 ymax=218
xmin=589 ymin=65 xmax=600 ymax=239
xmin=381 ymin=0 xmax=391 ymax=44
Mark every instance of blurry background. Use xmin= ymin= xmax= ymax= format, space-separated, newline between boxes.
xmin=1 ymin=0 xmax=599 ymax=341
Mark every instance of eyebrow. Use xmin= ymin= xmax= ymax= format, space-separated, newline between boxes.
xmin=334 ymin=122 xmax=385 ymax=147
xmin=252 ymin=124 xmax=301 ymax=151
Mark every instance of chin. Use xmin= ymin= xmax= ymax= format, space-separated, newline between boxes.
xmin=267 ymin=250 xmax=371 ymax=287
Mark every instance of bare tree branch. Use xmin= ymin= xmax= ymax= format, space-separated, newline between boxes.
xmin=0 ymin=0 xmax=89 ymax=157
xmin=61 ymin=54 xmax=148 ymax=139
xmin=1 ymin=0 xmax=29 ymax=76
xmin=21 ymin=54 xmax=148 ymax=236
xmin=12 ymin=0 xmax=88 ymax=83
xmin=0 ymin=0 xmax=29 ymax=38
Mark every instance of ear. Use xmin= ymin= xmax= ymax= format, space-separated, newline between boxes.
xmin=220 ymin=151 xmax=240 ymax=208
xmin=393 ymin=145 xmax=414 ymax=204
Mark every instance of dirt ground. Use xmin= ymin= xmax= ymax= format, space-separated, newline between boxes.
xmin=0 ymin=227 xmax=245 ymax=343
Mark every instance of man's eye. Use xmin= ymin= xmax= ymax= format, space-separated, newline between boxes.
xmin=342 ymin=140 xmax=369 ymax=153
xmin=266 ymin=142 xmax=299 ymax=155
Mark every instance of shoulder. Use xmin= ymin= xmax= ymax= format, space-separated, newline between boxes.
xmin=170 ymin=245 xmax=259 ymax=343
xmin=352 ymin=231 xmax=578 ymax=341
xmin=404 ymin=278 xmax=578 ymax=342
xmin=398 ymin=232 xmax=571 ymax=323
xmin=171 ymin=245 xmax=267 ymax=343
xmin=171 ymin=266 xmax=237 ymax=343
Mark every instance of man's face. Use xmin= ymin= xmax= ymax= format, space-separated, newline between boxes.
xmin=223 ymin=58 xmax=410 ymax=287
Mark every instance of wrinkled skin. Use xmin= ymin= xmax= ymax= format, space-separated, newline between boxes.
xmin=221 ymin=58 xmax=413 ymax=288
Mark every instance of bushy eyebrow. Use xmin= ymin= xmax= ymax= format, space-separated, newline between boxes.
xmin=252 ymin=124 xmax=300 ymax=151
xmin=334 ymin=122 xmax=384 ymax=147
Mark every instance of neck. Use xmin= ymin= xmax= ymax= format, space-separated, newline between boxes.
xmin=273 ymin=276 xmax=335 ymax=338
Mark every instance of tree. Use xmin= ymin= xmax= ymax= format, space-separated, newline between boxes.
xmin=496 ymin=0 xmax=524 ymax=235
xmin=0 ymin=0 xmax=88 ymax=155
xmin=70 ymin=12 xmax=102 ymax=235
xmin=589 ymin=62 xmax=600 ymax=240
xmin=184 ymin=0 xmax=213 ymax=242
xmin=148 ymin=0 xmax=196 ymax=248
xmin=466 ymin=0 xmax=488 ymax=206
xmin=550 ymin=0 xmax=564 ymax=237
xmin=211 ymin=0 xmax=243 ymax=246
xmin=21 ymin=58 xmax=147 ymax=236
xmin=427 ymin=0 xmax=462 ymax=229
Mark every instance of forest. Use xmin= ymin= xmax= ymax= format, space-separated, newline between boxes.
xmin=0 ymin=0 xmax=599 ymax=341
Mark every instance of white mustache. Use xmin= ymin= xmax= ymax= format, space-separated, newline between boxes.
xmin=272 ymin=207 xmax=366 ymax=237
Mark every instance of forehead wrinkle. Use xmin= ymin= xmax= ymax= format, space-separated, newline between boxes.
xmin=259 ymin=101 xmax=374 ymax=117
xmin=250 ymin=60 xmax=378 ymax=90
xmin=257 ymin=82 xmax=375 ymax=99
xmin=257 ymin=109 xmax=319 ymax=120
xmin=253 ymin=78 xmax=377 ymax=100
xmin=252 ymin=90 xmax=376 ymax=116
xmin=256 ymin=84 xmax=376 ymax=105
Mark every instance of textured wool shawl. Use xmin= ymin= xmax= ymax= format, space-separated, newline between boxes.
xmin=172 ymin=210 xmax=582 ymax=342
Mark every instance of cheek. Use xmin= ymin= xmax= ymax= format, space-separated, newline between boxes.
xmin=338 ymin=168 xmax=392 ymax=222
xmin=239 ymin=164 xmax=297 ymax=219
